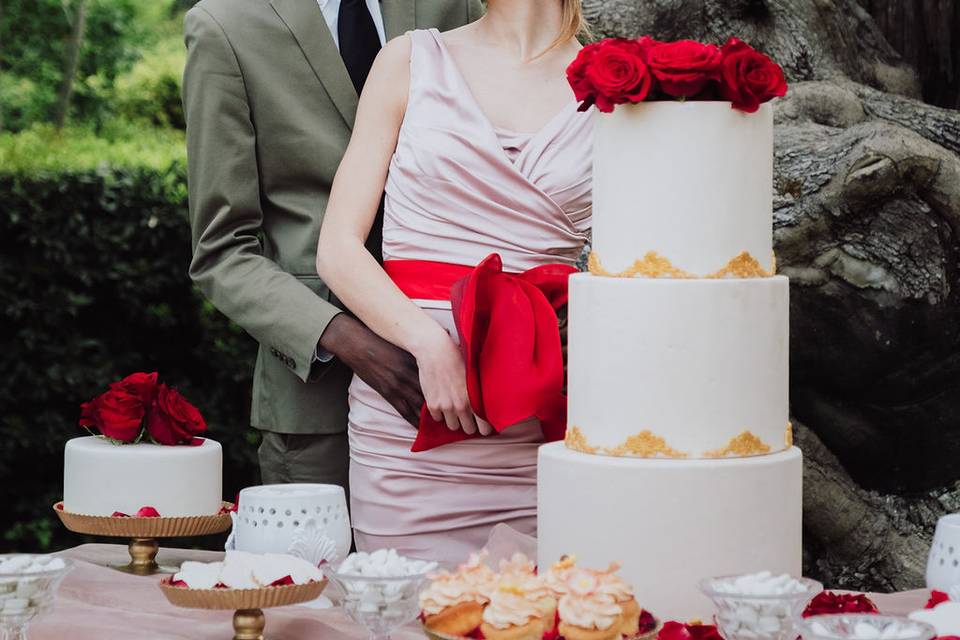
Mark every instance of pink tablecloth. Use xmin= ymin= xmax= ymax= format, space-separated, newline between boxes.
xmin=28 ymin=542 xmax=931 ymax=640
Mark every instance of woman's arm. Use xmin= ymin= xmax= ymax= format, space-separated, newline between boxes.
xmin=317 ymin=36 xmax=483 ymax=436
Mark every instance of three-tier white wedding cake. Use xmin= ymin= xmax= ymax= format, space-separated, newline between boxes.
xmin=538 ymin=101 xmax=802 ymax=621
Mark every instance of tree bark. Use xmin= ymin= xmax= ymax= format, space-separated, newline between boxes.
xmin=53 ymin=0 xmax=87 ymax=130
xmin=858 ymin=0 xmax=960 ymax=109
xmin=583 ymin=0 xmax=960 ymax=589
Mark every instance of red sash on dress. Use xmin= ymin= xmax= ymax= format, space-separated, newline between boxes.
xmin=383 ymin=254 xmax=576 ymax=452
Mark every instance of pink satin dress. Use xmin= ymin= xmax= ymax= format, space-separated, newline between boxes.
xmin=347 ymin=28 xmax=592 ymax=564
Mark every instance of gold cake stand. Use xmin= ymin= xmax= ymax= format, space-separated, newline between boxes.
xmin=54 ymin=501 xmax=233 ymax=576
xmin=159 ymin=577 xmax=328 ymax=640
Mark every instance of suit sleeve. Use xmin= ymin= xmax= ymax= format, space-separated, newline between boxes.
xmin=183 ymin=6 xmax=341 ymax=383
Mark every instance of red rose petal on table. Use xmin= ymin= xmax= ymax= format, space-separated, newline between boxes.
xmin=658 ymin=621 xmax=722 ymax=640
xmin=269 ymin=576 xmax=294 ymax=587
xmin=639 ymin=610 xmax=658 ymax=634
xmin=135 ymin=506 xmax=161 ymax=518
xmin=802 ymin=591 xmax=879 ymax=617
xmin=927 ymin=590 xmax=951 ymax=609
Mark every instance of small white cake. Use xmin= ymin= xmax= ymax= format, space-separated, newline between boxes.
xmin=63 ymin=436 xmax=222 ymax=517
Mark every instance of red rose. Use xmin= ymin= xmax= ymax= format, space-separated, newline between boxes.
xmin=802 ymin=591 xmax=880 ymax=617
xmin=637 ymin=35 xmax=665 ymax=55
xmin=567 ymin=42 xmax=600 ymax=109
xmin=79 ymin=387 xmax=146 ymax=442
xmin=927 ymin=590 xmax=951 ymax=609
xmin=645 ymin=40 xmax=723 ymax=98
xmin=109 ymin=372 xmax=158 ymax=404
xmin=146 ymin=384 xmax=207 ymax=446
xmin=567 ymin=39 xmax=652 ymax=113
xmin=718 ymin=37 xmax=787 ymax=112
xmin=658 ymin=621 xmax=723 ymax=640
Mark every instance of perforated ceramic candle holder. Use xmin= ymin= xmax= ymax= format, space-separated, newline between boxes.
xmin=227 ymin=484 xmax=351 ymax=566
xmin=927 ymin=514 xmax=960 ymax=591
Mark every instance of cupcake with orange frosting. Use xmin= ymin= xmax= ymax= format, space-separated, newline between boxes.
xmin=596 ymin=565 xmax=642 ymax=637
xmin=420 ymin=571 xmax=487 ymax=637
xmin=480 ymin=583 xmax=546 ymax=640
xmin=557 ymin=569 xmax=624 ymax=640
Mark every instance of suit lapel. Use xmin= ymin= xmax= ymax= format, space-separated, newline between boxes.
xmin=270 ymin=0 xmax=358 ymax=128
xmin=382 ymin=0 xmax=416 ymax=41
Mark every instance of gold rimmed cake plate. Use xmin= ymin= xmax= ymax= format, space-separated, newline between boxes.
xmin=54 ymin=501 xmax=233 ymax=576
xmin=159 ymin=577 xmax=328 ymax=640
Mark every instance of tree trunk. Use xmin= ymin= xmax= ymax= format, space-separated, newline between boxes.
xmin=53 ymin=0 xmax=87 ymax=130
xmin=584 ymin=0 xmax=960 ymax=590
xmin=859 ymin=0 xmax=960 ymax=109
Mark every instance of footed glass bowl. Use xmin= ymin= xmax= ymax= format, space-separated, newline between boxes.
xmin=327 ymin=564 xmax=432 ymax=640
xmin=0 ymin=555 xmax=72 ymax=640
xmin=796 ymin=615 xmax=936 ymax=640
xmin=699 ymin=575 xmax=822 ymax=640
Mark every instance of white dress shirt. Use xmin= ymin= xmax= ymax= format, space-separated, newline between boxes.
xmin=313 ymin=0 xmax=386 ymax=364
xmin=318 ymin=0 xmax=387 ymax=49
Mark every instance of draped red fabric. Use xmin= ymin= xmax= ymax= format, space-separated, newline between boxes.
xmin=383 ymin=254 xmax=576 ymax=452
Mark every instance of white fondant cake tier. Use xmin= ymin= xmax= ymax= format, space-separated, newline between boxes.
xmin=63 ymin=436 xmax=223 ymax=517
xmin=537 ymin=442 xmax=802 ymax=622
xmin=566 ymin=273 xmax=789 ymax=458
xmin=591 ymin=102 xmax=774 ymax=276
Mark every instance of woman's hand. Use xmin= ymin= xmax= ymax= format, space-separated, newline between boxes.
xmin=412 ymin=326 xmax=492 ymax=435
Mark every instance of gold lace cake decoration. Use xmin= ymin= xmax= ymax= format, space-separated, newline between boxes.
xmin=704 ymin=431 xmax=772 ymax=458
xmin=565 ymin=427 xmax=687 ymax=458
xmin=565 ymin=427 xmax=598 ymax=454
xmin=588 ymin=250 xmax=776 ymax=279
xmin=566 ymin=426 xmax=788 ymax=458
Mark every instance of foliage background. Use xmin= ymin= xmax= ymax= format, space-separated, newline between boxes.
xmin=0 ymin=0 xmax=260 ymax=552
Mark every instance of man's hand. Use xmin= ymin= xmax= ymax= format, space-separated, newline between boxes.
xmin=320 ymin=314 xmax=424 ymax=428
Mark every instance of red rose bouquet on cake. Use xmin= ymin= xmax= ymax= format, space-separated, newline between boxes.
xmin=79 ymin=372 xmax=207 ymax=445
xmin=567 ymin=35 xmax=787 ymax=113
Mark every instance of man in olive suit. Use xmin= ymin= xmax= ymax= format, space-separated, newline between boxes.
xmin=182 ymin=0 xmax=483 ymax=489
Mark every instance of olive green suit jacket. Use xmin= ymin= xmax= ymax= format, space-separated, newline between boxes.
xmin=183 ymin=0 xmax=483 ymax=434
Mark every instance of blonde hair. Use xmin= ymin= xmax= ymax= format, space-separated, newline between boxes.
xmin=539 ymin=0 xmax=590 ymax=58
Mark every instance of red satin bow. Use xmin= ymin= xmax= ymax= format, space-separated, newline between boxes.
xmin=384 ymin=254 xmax=576 ymax=452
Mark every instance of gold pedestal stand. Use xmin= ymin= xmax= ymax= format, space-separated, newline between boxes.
xmin=54 ymin=502 xmax=233 ymax=576
xmin=160 ymin=578 xmax=328 ymax=640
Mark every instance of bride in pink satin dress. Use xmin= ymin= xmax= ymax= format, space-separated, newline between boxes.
xmin=317 ymin=0 xmax=592 ymax=564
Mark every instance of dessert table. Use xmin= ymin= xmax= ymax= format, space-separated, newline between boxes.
xmin=27 ymin=543 xmax=931 ymax=640
xmin=28 ymin=544 xmax=421 ymax=640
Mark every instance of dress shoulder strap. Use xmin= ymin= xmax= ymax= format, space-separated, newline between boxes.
xmin=403 ymin=29 xmax=451 ymax=115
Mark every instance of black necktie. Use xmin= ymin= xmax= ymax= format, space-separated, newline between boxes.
xmin=338 ymin=0 xmax=382 ymax=94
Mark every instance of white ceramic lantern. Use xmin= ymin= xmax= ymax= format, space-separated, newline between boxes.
xmin=227 ymin=484 xmax=351 ymax=565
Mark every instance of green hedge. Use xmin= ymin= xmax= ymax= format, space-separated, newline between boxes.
xmin=0 ymin=132 xmax=261 ymax=551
